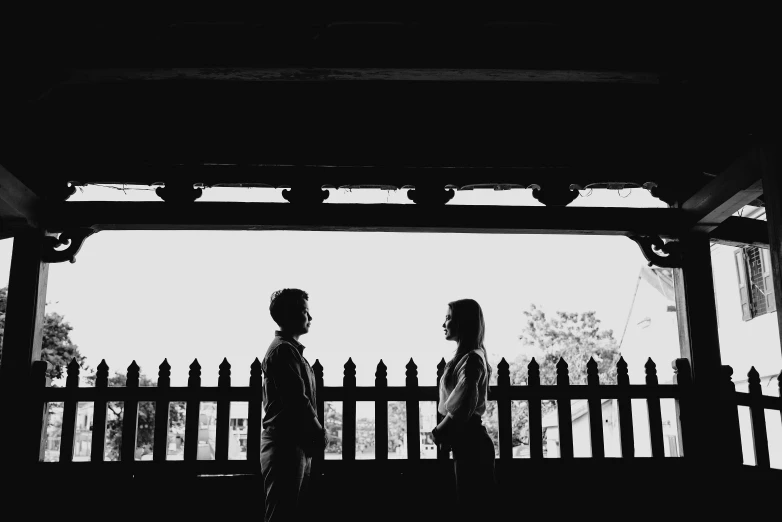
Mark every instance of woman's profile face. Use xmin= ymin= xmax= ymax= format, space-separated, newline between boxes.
xmin=443 ymin=306 xmax=458 ymax=342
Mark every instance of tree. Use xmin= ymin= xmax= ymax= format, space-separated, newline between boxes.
xmin=484 ymin=304 xmax=621 ymax=453
xmin=84 ymin=371 xmax=187 ymax=461
xmin=388 ymin=402 xmax=407 ymax=453
xmin=0 ymin=286 xmax=86 ymax=381
xmin=324 ymin=402 xmax=343 ymax=454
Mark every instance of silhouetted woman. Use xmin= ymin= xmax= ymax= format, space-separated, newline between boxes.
xmin=431 ymin=298 xmax=497 ymax=518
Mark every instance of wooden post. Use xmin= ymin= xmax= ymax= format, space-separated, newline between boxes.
xmin=556 ymin=358 xmax=574 ymax=459
xmin=405 ymin=358 xmax=420 ymax=461
xmin=216 ymin=358 xmax=231 ymax=462
xmin=645 ymin=359 xmax=664 ymax=458
xmin=343 ymin=358 xmax=356 ymax=462
xmin=496 ymin=358 xmax=512 ymax=461
xmin=672 ymin=233 xmax=724 ymax=468
xmin=720 ymin=366 xmax=743 ymax=467
xmin=672 ymin=358 xmax=693 ymax=457
xmin=756 ymin=143 xmax=782 ymax=359
xmin=616 ymin=357 xmax=635 ymax=458
xmin=374 ymin=360 xmax=388 ymax=461
xmin=586 ymin=357 xmax=605 ymax=459
xmin=310 ymin=359 xmax=323 ymax=489
xmin=435 ymin=358 xmax=447 ymax=461
xmin=59 ymin=359 xmax=81 ymax=462
xmin=153 ymin=359 xmax=171 ymax=462
xmin=527 ymin=358 xmax=543 ymax=460
xmin=0 ymin=230 xmax=49 ymax=470
xmin=247 ymin=358 xmax=263 ymax=465
xmin=747 ymin=367 xmax=770 ymax=469
xmin=121 ymin=361 xmax=140 ymax=463
xmin=91 ymin=360 xmax=109 ymax=462
xmin=29 ymin=360 xmax=50 ymax=462
xmin=184 ymin=359 xmax=201 ymax=462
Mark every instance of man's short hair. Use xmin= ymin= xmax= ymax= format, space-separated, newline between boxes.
xmin=269 ymin=288 xmax=309 ymax=327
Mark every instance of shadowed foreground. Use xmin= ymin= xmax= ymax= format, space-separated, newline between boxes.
xmin=12 ymin=459 xmax=780 ymax=521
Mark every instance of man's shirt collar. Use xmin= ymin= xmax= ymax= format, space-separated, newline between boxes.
xmin=275 ymin=330 xmax=306 ymax=351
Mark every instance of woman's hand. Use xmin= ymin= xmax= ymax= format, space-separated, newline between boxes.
xmin=431 ymin=426 xmax=442 ymax=446
xmin=431 ymin=421 xmax=450 ymax=446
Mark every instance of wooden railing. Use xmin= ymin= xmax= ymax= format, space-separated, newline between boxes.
xmin=29 ymin=354 xmax=699 ymax=475
xmin=721 ymin=365 xmax=782 ymax=470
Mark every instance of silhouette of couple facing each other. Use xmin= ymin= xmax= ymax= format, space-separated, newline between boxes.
xmin=260 ymin=288 xmax=497 ymax=522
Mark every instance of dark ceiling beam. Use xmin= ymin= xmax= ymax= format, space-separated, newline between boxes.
xmin=683 ymin=146 xmax=765 ymax=234
xmin=55 ymin=165 xmax=666 ymax=189
xmin=64 ymin=67 xmax=660 ymax=85
xmin=708 ymin=216 xmax=768 ymax=248
xmin=0 ymin=163 xmax=40 ymax=237
xmin=42 ymin=202 xmax=688 ymax=237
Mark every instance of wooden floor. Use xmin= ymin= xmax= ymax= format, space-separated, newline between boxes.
xmin=8 ymin=459 xmax=780 ymax=520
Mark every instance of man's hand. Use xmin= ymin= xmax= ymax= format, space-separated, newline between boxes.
xmin=301 ymin=426 xmax=330 ymax=457
xmin=318 ymin=427 xmax=331 ymax=451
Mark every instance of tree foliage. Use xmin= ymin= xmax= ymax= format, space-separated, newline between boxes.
xmin=84 ymin=371 xmax=187 ymax=461
xmin=388 ymin=402 xmax=407 ymax=453
xmin=324 ymin=401 xmax=413 ymax=455
xmin=483 ymin=304 xmax=621 ymax=453
xmin=0 ymin=286 xmax=86 ymax=381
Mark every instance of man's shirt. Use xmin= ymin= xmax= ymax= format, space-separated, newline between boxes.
xmin=261 ymin=331 xmax=318 ymax=437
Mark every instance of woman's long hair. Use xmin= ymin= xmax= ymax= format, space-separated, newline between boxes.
xmin=442 ymin=299 xmax=492 ymax=386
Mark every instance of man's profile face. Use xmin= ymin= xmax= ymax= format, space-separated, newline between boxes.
xmin=286 ymin=298 xmax=311 ymax=336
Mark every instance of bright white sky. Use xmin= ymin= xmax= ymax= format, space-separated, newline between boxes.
xmin=0 ymin=186 xmax=666 ymax=388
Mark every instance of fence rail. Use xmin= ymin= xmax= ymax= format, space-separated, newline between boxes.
xmin=30 ymin=354 xmax=695 ymax=471
xmin=721 ymin=365 xmax=782 ymax=470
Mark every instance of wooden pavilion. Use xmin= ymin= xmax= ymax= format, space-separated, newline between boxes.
xmin=1 ymin=10 xmax=779 ymax=520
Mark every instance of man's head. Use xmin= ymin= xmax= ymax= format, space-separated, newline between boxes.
xmin=269 ymin=288 xmax=311 ymax=337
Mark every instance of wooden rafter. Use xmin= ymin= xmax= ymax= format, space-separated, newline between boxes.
xmin=65 ymin=67 xmax=660 ymax=85
xmin=0 ymin=163 xmax=40 ymax=237
xmin=683 ymin=146 xmax=764 ymax=234
xmin=708 ymin=216 xmax=769 ymax=248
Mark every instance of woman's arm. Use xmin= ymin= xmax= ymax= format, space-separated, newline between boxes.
xmin=432 ymin=353 xmax=485 ymax=444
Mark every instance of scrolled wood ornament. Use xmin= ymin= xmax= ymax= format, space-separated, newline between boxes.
xmin=530 ymin=183 xmax=579 ymax=206
xmin=627 ymin=234 xmax=683 ymax=268
xmin=41 ymin=182 xmax=78 ymax=202
xmin=645 ymin=182 xmax=679 ymax=207
xmin=41 ymin=228 xmax=97 ymax=263
xmin=155 ymin=181 xmax=203 ymax=203
xmin=282 ymin=185 xmax=330 ymax=204
xmin=406 ymin=185 xmax=455 ymax=205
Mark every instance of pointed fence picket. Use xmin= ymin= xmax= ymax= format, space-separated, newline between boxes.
xmin=722 ymin=365 xmax=782 ymax=470
xmin=31 ymin=355 xmax=782 ymax=476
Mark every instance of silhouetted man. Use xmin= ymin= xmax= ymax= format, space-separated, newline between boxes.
xmin=261 ymin=288 xmax=329 ymax=522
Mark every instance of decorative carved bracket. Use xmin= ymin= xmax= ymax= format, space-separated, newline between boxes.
xmin=281 ymin=185 xmax=330 ymax=204
xmin=155 ymin=181 xmax=203 ymax=203
xmin=406 ymin=185 xmax=455 ymax=205
xmin=41 ymin=182 xmax=78 ymax=202
xmin=627 ymin=235 xmax=683 ymax=268
xmin=646 ymin=182 xmax=679 ymax=207
xmin=42 ymin=228 xmax=97 ymax=263
xmin=530 ymin=183 xmax=579 ymax=206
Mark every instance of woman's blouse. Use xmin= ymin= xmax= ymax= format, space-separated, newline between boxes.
xmin=438 ymin=349 xmax=489 ymax=421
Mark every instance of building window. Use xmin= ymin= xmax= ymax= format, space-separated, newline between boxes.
xmin=735 ymin=246 xmax=776 ymax=321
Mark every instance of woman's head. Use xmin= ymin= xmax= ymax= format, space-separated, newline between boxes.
xmin=444 ymin=298 xmax=485 ymax=350
xmin=442 ymin=298 xmax=491 ymax=386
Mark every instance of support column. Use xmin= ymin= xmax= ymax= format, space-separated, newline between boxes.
xmin=0 ymin=229 xmax=49 ymax=466
xmin=757 ymin=143 xmax=782 ymax=357
xmin=672 ymin=233 xmax=723 ymax=470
